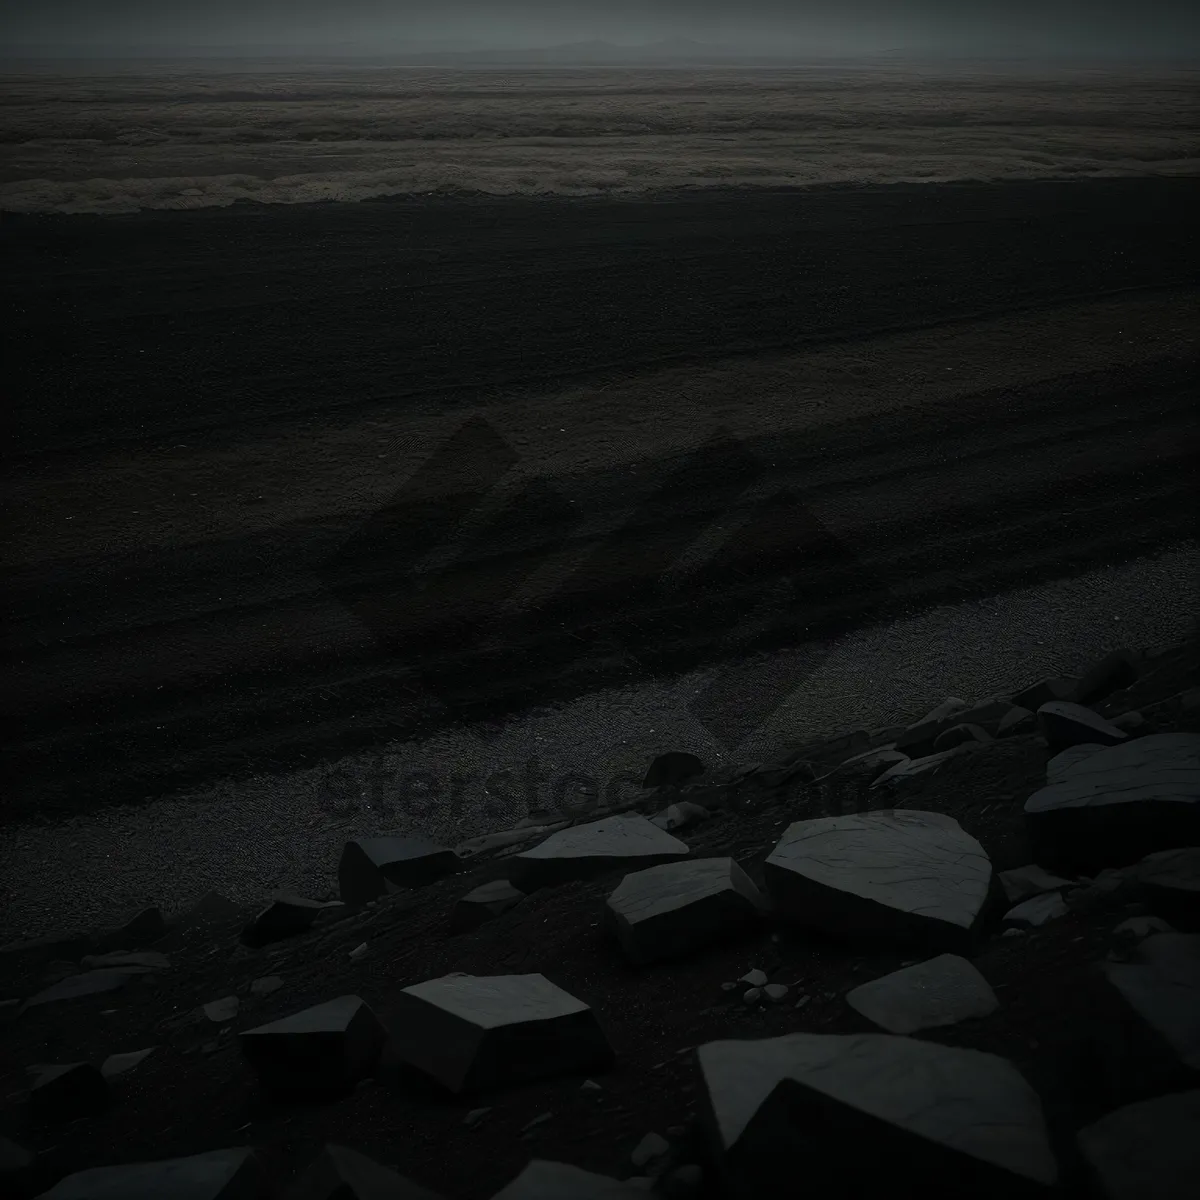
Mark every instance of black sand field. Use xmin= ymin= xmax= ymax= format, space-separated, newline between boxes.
xmin=2 ymin=177 xmax=1198 ymax=822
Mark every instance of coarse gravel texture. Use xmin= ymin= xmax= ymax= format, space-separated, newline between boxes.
xmin=0 ymin=540 xmax=1194 ymax=943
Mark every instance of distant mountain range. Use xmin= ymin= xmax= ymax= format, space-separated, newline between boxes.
xmin=5 ymin=38 xmax=897 ymax=65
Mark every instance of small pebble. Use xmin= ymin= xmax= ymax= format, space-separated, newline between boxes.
xmin=743 ymin=987 xmax=763 ymax=1005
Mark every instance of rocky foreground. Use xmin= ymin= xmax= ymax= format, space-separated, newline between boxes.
xmin=1 ymin=630 xmax=1198 ymax=1198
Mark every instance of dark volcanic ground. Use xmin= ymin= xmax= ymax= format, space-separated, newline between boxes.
xmin=2 ymin=177 xmax=1198 ymax=822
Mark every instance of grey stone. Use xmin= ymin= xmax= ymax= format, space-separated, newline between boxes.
xmin=21 ymin=968 xmax=142 ymax=1010
xmin=283 ymin=1143 xmax=446 ymax=1199
xmin=649 ymin=802 xmax=710 ymax=832
xmin=739 ymin=969 xmax=768 ymax=987
xmin=1046 ymin=744 xmax=1109 ymax=783
xmin=36 ymin=1147 xmax=272 ymax=1199
xmin=1037 ymin=701 xmax=1129 ymax=755
xmin=630 ymin=1132 xmax=671 ymax=1170
xmin=28 ymin=1062 xmax=109 ymax=1122
xmin=241 ymin=894 xmax=338 ymax=948
xmin=490 ymin=1161 xmax=644 ymax=1199
xmin=604 ymin=858 xmax=766 ymax=965
xmin=1076 ymin=1089 xmax=1200 ymax=1200
xmin=743 ymin=988 xmax=763 ymax=1005
xmin=1012 ymin=675 xmax=1079 ymax=713
xmin=911 ymin=697 xmax=970 ymax=727
xmin=240 ymin=994 xmax=387 ymax=1096
xmin=1112 ymin=711 xmax=1147 ymax=732
xmin=203 ymin=996 xmax=239 ymax=1022
xmin=80 ymin=951 xmax=170 ymax=971
xmin=643 ymin=752 xmax=705 ymax=790
xmin=0 ymin=1136 xmax=34 ymax=1199
xmin=1113 ymin=916 xmax=1173 ymax=940
xmin=697 ymin=1032 xmax=1057 ymax=1197
xmin=893 ymin=699 xmax=970 ymax=759
xmin=338 ymin=837 xmax=460 ymax=906
xmin=1004 ymin=893 xmax=1068 ymax=928
xmin=1024 ymin=733 xmax=1200 ymax=873
xmin=932 ymin=723 xmax=992 ymax=752
xmin=93 ymin=905 xmax=167 ymax=952
xmin=1075 ymin=648 xmax=1140 ymax=708
xmin=870 ymin=747 xmax=973 ymax=789
xmin=387 ymin=973 xmax=614 ymax=1096
xmin=1100 ymin=934 xmax=1200 ymax=1095
xmin=763 ymin=810 xmax=993 ymax=953
xmin=1135 ymin=846 xmax=1200 ymax=930
xmin=998 ymin=864 xmax=1077 ymax=905
xmin=954 ymin=696 xmax=1026 ymax=734
xmin=829 ymin=749 xmax=909 ymax=785
xmin=100 ymin=1047 xmax=156 ymax=1077
xmin=506 ymin=814 xmax=689 ymax=891
xmin=450 ymin=880 xmax=525 ymax=935
xmin=997 ymin=706 xmax=1035 ymax=736
xmin=764 ymin=985 xmax=789 ymax=1003
xmin=249 ymin=975 xmax=285 ymax=996
xmin=845 ymin=954 xmax=999 ymax=1035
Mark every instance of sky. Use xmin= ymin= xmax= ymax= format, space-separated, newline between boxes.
xmin=2 ymin=1 xmax=1198 ymax=57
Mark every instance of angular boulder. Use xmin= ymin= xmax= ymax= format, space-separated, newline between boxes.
xmin=1004 ymin=893 xmax=1068 ymax=927
xmin=240 ymin=994 xmax=388 ymax=1096
xmin=450 ymin=880 xmax=524 ymax=935
xmin=604 ymin=858 xmax=767 ymax=965
xmin=1076 ymin=1089 xmax=1200 ymax=1200
xmin=649 ymin=801 xmax=710 ymax=832
xmin=1135 ymin=846 xmax=1200 ymax=931
xmin=35 ymin=1147 xmax=272 ymax=1199
xmin=997 ymin=706 xmax=1035 ymax=736
xmin=1023 ymin=733 xmax=1200 ymax=873
xmin=1012 ymin=675 xmax=1079 ymax=713
xmin=387 ymin=973 xmax=614 ymax=1095
xmin=870 ymin=746 xmax=972 ymax=790
xmin=894 ymin=698 xmax=969 ymax=759
xmin=506 ymin=814 xmax=689 ymax=892
xmin=1100 ymin=933 xmax=1200 ymax=1098
xmin=338 ymin=838 xmax=460 ymax=906
xmin=21 ymin=968 xmax=145 ymax=1011
xmin=1074 ymin=648 xmax=1140 ymax=708
xmin=998 ymin=864 xmax=1077 ymax=905
xmin=845 ymin=954 xmax=999 ymax=1035
xmin=954 ymin=695 xmax=1026 ymax=734
xmin=284 ymin=1143 xmax=446 ymax=1199
xmin=490 ymin=1160 xmax=645 ymax=1199
xmin=643 ymin=752 xmax=705 ymax=790
xmin=241 ymin=893 xmax=339 ymax=948
xmin=1037 ymin=702 xmax=1129 ymax=755
xmin=932 ymin=723 xmax=992 ymax=753
xmin=697 ymin=1033 xmax=1057 ymax=1198
xmin=92 ymin=905 xmax=167 ymax=952
xmin=763 ymin=811 xmax=994 ymax=953
xmin=28 ymin=1063 xmax=108 ymax=1122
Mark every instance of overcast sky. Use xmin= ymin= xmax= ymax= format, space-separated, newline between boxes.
xmin=3 ymin=1 xmax=1198 ymax=56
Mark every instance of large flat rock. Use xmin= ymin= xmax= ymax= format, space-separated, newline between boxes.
xmin=284 ymin=1143 xmax=446 ymax=1200
xmin=489 ymin=1160 xmax=645 ymax=1199
xmin=763 ymin=811 xmax=994 ymax=953
xmin=240 ymin=995 xmax=387 ymax=1096
xmin=1100 ymin=933 xmax=1200 ymax=1095
xmin=698 ymin=1033 xmax=1056 ymax=1198
xmin=1024 ymin=733 xmax=1200 ymax=873
xmin=35 ymin=1147 xmax=272 ymax=1199
xmin=387 ymin=973 xmax=614 ymax=1095
xmin=21 ymin=968 xmax=144 ymax=1011
xmin=1135 ymin=847 xmax=1200 ymax=930
xmin=506 ymin=814 xmax=689 ymax=891
xmin=1037 ymin=701 xmax=1129 ymax=755
xmin=604 ymin=857 xmax=767 ymax=965
xmin=845 ymin=954 xmax=999 ymax=1035
xmin=338 ymin=838 xmax=460 ymax=905
xmin=1076 ymin=1089 xmax=1200 ymax=1200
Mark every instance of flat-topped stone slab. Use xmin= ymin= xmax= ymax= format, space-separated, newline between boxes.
xmin=35 ymin=1147 xmax=272 ymax=1199
xmin=1100 ymin=933 xmax=1200 ymax=1098
xmin=338 ymin=838 xmax=460 ymax=905
xmin=450 ymin=881 xmax=525 ymax=935
xmin=998 ymin=864 xmax=1077 ymax=905
xmin=241 ymin=894 xmax=340 ymax=948
xmin=240 ymin=995 xmax=387 ymax=1096
xmin=1046 ymin=744 xmax=1108 ymax=783
xmin=1012 ymin=675 xmax=1079 ymax=713
xmin=506 ymin=814 xmax=689 ymax=891
xmin=845 ymin=954 xmax=999 ymax=1035
xmin=604 ymin=858 xmax=767 ymax=965
xmin=1135 ymin=847 xmax=1200 ymax=930
xmin=1037 ymin=701 xmax=1129 ymax=755
xmin=284 ymin=1143 xmax=446 ymax=1200
xmin=1024 ymin=733 xmax=1200 ymax=873
xmin=388 ymin=973 xmax=614 ymax=1095
xmin=698 ymin=1032 xmax=1056 ymax=1198
xmin=490 ymin=1160 xmax=646 ymax=1199
xmin=763 ymin=811 xmax=994 ymax=953
xmin=1076 ymin=1089 xmax=1200 ymax=1200
xmin=870 ymin=746 xmax=972 ymax=789
xmin=21 ymin=968 xmax=145 ymax=1011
